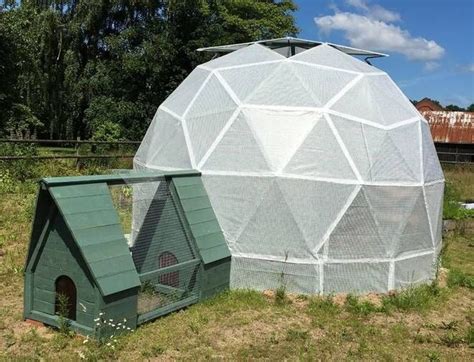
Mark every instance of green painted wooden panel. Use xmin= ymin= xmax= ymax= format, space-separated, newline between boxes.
xmin=172 ymin=176 xmax=231 ymax=266
xmin=34 ymin=287 xmax=55 ymax=303
xmin=53 ymin=194 xmax=114 ymax=215
xmin=189 ymin=220 xmax=221 ymax=238
xmin=97 ymin=271 xmax=140 ymax=297
xmin=88 ymin=255 xmax=137 ymax=279
xmin=180 ymin=196 xmax=212 ymax=212
xmin=72 ymin=225 xmax=124 ymax=246
xmin=66 ymin=210 xmax=121 ymax=230
xmin=172 ymin=176 xmax=202 ymax=187
xmin=185 ymin=208 xmax=216 ymax=224
xmin=200 ymin=258 xmax=231 ymax=300
xmin=42 ymin=170 xmax=199 ymax=187
xmin=48 ymin=183 xmax=140 ymax=296
xmin=195 ymin=232 xmax=226 ymax=249
xmin=50 ymin=183 xmax=109 ymax=199
xmin=33 ymin=299 xmax=54 ymax=315
xmin=82 ymin=240 xmax=132 ymax=263
xmin=175 ymin=184 xmax=208 ymax=199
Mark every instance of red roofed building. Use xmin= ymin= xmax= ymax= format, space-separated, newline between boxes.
xmin=416 ymin=98 xmax=444 ymax=112
xmin=416 ymin=100 xmax=473 ymax=164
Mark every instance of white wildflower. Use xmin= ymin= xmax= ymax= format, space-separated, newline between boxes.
xmin=106 ymin=342 xmax=111 ymax=346
xmin=94 ymin=318 xmax=100 ymax=322
xmin=99 ymin=312 xmax=104 ymax=316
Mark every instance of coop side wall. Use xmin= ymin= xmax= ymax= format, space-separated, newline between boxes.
xmin=96 ymin=287 xmax=139 ymax=334
xmin=199 ymin=257 xmax=231 ymax=300
xmin=25 ymin=210 xmax=97 ymax=335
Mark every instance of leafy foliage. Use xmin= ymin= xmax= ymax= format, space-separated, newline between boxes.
xmin=443 ymin=181 xmax=474 ymax=220
xmin=0 ymin=0 xmax=298 ymax=140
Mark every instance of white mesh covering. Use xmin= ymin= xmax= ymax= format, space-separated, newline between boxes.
xmin=134 ymin=42 xmax=445 ymax=294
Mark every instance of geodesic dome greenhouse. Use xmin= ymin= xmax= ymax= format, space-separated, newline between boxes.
xmin=134 ymin=38 xmax=445 ymax=294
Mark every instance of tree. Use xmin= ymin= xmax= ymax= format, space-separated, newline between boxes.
xmin=0 ymin=0 xmax=298 ymax=140
xmin=467 ymin=104 xmax=474 ymax=112
xmin=445 ymin=104 xmax=465 ymax=112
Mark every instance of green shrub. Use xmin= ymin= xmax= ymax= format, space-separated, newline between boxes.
xmin=443 ymin=181 xmax=474 ymax=220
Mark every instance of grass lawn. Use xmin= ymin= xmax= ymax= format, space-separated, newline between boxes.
xmin=0 ymin=164 xmax=473 ymax=360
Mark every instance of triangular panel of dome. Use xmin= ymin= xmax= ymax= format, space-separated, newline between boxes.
xmin=363 ymin=185 xmax=422 ymax=257
xmin=367 ymin=129 xmax=418 ymax=182
xmin=424 ymin=182 xmax=444 ymax=246
xmin=201 ymin=111 xmax=271 ymax=172
xmin=236 ymin=181 xmax=310 ymax=259
xmin=291 ymin=43 xmax=379 ymax=73
xmin=185 ymin=74 xmax=238 ymax=164
xmin=146 ymin=109 xmax=192 ymax=169
xmin=203 ymin=43 xmax=284 ymax=70
xmin=384 ymin=122 xmax=422 ymax=182
xmin=291 ymin=62 xmax=358 ymax=106
xmin=393 ymin=190 xmax=433 ymax=257
xmin=331 ymin=115 xmax=373 ymax=180
xmin=330 ymin=75 xmax=418 ymax=126
xmin=336 ymin=119 xmax=420 ymax=182
xmin=202 ymin=175 xmax=274 ymax=246
xmin=278 ymin=178 xmax=356 ymax=253
xmin=161 ymin=67 xmax=211 ymax=117
xmin=325 ymin=187 xmax=386 ymax=259
xmin=284 ymin=116 xmax=356 ymax=180
xmin=245 ymin=108 xmax=321 ymax=171
xmin=246 ymin=62 xmax=320 ymax=107
xmin=218 ymin=62 xmax=281 ymax=103
xmin=134 ymin=111 xmax=160 ymax=165
xmin=420 ymin=122 xmax=444 ymax=182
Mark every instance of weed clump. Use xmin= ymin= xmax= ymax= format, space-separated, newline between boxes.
xmin=344 ymin=295 xmax=379 ymax=316
xmin=447 ymin=269 xmax=474 ymax=289
xmin=381 ymin=283 xmax=444 ymax=313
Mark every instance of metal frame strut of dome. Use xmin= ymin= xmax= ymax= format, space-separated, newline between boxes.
xmin=197 ymin=36 xmax=388 ymax=58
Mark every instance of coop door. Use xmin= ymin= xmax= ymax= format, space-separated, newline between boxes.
xmin=55 ymin=276 xmax=77 ymax=320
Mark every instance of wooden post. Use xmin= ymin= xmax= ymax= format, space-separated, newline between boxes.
xmin=75 ymin=136 xmax=80 ymax=170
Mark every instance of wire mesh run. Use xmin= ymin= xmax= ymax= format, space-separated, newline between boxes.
xmin=109 ymin=178 xmax=201 ymax=320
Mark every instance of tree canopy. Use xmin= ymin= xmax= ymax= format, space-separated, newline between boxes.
xmin=0 ymin=0 xmax=298 ymax=140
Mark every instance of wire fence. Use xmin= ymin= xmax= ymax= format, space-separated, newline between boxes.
xmin=0 ymin=139 xmax=139 ymax=161
xmin=435 ymin=143 xmax=474 ymax=165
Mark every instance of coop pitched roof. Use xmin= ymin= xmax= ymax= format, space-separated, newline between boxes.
xmin=172 ymin=176 xmax=230 ymax=264
xmin=42 ymin=181 xmax=140 ymax=296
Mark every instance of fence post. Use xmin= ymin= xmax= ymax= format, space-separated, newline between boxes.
xmin=75 ymin=136 xmax=80 ymax=170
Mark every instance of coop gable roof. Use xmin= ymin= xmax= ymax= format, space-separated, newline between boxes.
xmin=27 ymin=181 xmax=140 ymax=297
xmin=27 ymin=170 xmax=229 ymax=296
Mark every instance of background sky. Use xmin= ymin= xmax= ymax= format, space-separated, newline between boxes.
xmin=295 ymin=0 xmax=474 ymax=107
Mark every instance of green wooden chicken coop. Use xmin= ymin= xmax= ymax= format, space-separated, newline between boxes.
xmin=23 ymin=171 xmax=231 ymax=337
